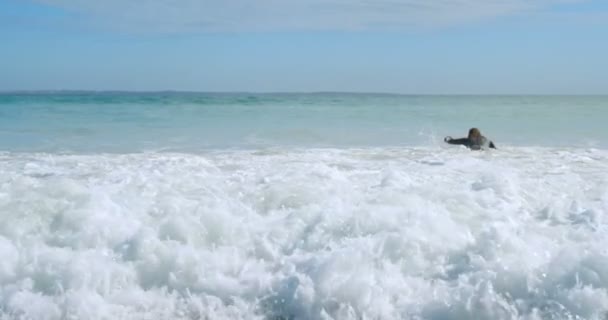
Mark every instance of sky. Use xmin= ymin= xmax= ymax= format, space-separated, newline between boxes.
xmin=0 ymin=0 xmax=606 ymax=94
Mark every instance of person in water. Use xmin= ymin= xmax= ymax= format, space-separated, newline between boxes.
xmin=444 ymin=128 xmax=496 ymax=150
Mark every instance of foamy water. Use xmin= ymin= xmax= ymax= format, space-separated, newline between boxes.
xmin=1 ymin=147 xmax=607 ymax=319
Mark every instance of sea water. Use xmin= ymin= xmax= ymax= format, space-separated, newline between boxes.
xmin=0 ymin=93 xmax=607 ymax=319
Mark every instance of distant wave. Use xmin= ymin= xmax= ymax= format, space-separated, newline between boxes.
xmin=1 ymin=93 xmax=607 ymax=151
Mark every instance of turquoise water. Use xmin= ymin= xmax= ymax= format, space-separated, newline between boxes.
xmin=1 ymin=93 xmax=606 ymax=152
xmin=2 ymin=92 xmax=608 ymax=319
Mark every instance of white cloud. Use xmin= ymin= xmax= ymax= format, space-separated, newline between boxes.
xmin=34 ymin=0 xmax=585 ymax=33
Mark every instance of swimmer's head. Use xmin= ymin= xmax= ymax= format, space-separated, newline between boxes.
xmin=468 ymin=128 xmax=481 ymax=139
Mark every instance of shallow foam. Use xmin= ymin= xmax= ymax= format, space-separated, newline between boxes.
xmin=0 ymin=147 xmax=607 ymax=319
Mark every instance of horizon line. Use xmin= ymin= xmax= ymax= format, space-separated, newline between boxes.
xmin=1 ymin=90 xmax=606 ymax=97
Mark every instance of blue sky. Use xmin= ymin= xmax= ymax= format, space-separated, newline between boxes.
xmin=1 ymin=0 xmax=606 ymax=94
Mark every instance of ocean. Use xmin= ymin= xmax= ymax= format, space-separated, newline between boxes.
xmin=0 ymin=93 xmax=607 ymax=319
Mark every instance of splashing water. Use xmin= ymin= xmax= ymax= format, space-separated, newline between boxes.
xmin=1 ymin=93 xmax=607 ymax=319
xmin=0 ymin=147 xmax=607 ymax=319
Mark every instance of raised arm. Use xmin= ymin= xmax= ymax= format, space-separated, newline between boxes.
xmin=444 ymin=136 xmax=469 ymax=146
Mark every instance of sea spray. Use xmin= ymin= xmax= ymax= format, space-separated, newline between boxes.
xmin=0 ymin=147 xmax=607 ymax=319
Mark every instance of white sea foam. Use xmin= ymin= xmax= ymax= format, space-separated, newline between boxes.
xmin=0 ymin=147 xmax=607 ymax=319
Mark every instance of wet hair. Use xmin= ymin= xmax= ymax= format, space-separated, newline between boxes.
xmin=468 ymin=128 xmax=481 ymax=139
xmin=469 ymin=128 xmax=483 ymax=148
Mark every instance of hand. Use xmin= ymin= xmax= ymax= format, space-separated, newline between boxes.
xmin=444 ymin=136 xmax=452 ymax=142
